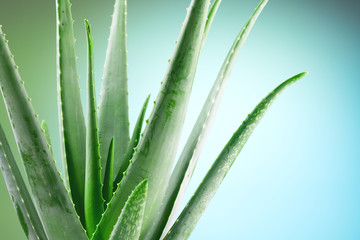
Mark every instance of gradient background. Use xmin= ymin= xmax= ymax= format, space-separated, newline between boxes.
xmin=0 ymin=0 xmax=359 ymax=239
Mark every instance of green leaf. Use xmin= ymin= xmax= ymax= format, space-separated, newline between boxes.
xmin=0 ymin=124 xmax=48 ymax=240
xmin=84 ymin=19 xmax=104 ymax=237
xmin=164 ymin=72 xmax=308 ymax=239
xmin=56 ymin=0 xmax=86 ymax=224
xmin=98 ymin=0 xmax=129 ymax=181
xmin=113 ymin=94 xmax=150 ymax=187
xmin=41 ymin=120 xmax=54 ymax=157
xmin=92 ymin=0 xmax=211 ymax=239
xmin=148 ymin=1 xmax=269 ymax=238
xmin=201 ymin=0 xmax=222 ymax=50
xmin=0 ymin=28 xmax=87 ymax=240
xmin=92 ymin=157 xmax=137 ymax=240
xmin=109 ymin=179 xmax=148 ymax=240
xmin=103 ymin=137 xmax=115 ymax=206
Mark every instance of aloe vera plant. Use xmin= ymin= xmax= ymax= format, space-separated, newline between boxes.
xmin=0 ymin=0 xmax=307 ymax=239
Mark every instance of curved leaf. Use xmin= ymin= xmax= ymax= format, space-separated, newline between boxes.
xmin=201 ymin=0 xmax=222 ymax=50
xmin=164 ymin=72 xmax=308 ymax=239
xmin=0 ymin=27 xmax=87 ymax=240
xmin=150 ymin=1 xmax=269 ymax=239
xmin=0 ymin=124 xmax=48 ymax=240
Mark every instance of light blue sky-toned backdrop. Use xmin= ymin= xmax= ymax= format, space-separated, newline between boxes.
xmin=0 ymin=0 xmax=359 ymax=239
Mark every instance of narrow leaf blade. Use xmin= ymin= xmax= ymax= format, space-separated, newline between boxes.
xmin=201 ymin=0 xmax=222 ymax=50
xmin=94 ymin=0 xmax=211 ymax=238
xmin=151 ymin=1 xmax=269 ymax=238
xmin=0 ymin=124 xmax=48 ymax=240
xmin=98 ymin=0 xmax=129 ymax=181
xmin=0 ymin=28 xmax=87 ymax=239
xmin=113 ymin=94 xmax=150 ymax=187
xmin=103 ymin=137 xmax=115 ymax=205
xmin=56 ymin=0 xmax=86 ymax=223
xmin=164 ymin=72 xmax=308 ymax=239
xmin=84 ymin=19 xmax=104 ymax=237
xmin=109 ymin=179 xmax=148 ymax=240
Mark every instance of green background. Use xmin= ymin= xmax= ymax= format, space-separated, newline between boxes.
xmin=0 ymin=0 xmax=359 ymax=239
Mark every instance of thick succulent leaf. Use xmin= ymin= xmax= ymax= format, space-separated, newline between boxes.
xmin=109 ymin=179 xmax=148 ymax=240
xmin=56 ymin=0 xmax=86 ymax=223
xmin=164 ymin=72 xmax=308 ymax=239
xmin=98 ymin=0 xmax=129 ymax=181
xmin=0 ymin=28 xmax=87 ymax=239
xmin=41 ymin=120 xmax=54 ymax=157
xmin=150 ymin=1 xmax=269 ymax=239
xmin=92 ymin=0 xmax=211 ymax=239
xmin=201 ymin=0 xmax=222 ymax=50
xmin=113 ymin=94 xmax=150 ymax=187
xmin=103 ymin=137 xmax=115 ymax=205
xmin=84 ymin=20 xmax=104 ymax=237
xmin=0 ymin=124 xmax=48 ymax=240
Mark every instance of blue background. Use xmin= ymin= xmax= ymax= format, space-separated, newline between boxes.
xmin=0 ymin=0 xmax=359 ymax=239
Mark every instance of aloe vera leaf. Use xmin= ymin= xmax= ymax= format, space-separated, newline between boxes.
xmin=164 ymin=72 xmax=308 ymax=239
xmin=113 ymin=94 xmax=150 ymax=187
xmin=56 ymin=0 xmax=86 ymax=223
xmin=92 ymin=1 xmax=211 ymax=239
xmin=0 ymin=28 xmax=87 ymax=239
xmin=103 ymin=138 xmax=115 ymax=205
xmin=84 ymin=19 xmax=104 ymax=237
xmin=41 ymin=120 xmax=54 ymax=157
xmin=201 ymin=0 xmax=222 ymax=50
xmin=98 ymin=0 xmax=129 ymax=181
xmin=148 ymin=1 xmax=269 ymax=239
xmin=109 ymin=179 xmax=148 ymax=240
xmin=0 ymin=125 xmax=48 ymax=240
xmin=92 ymin=158 xmax=135 ymax=240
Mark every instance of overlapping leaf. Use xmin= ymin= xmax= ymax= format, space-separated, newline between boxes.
xmin=56 ymin=0 xmax=86 ymax=223
xmin=109 ymin=180 xmax=148 ymax=240
xmin=0 ymin=26 xmax=87 ymax=239
xmin=98 ymin=0 xmax=129 ymax=180
xmin=103 ymin=138 xmax=115 ymax=205
xmin=164 ymin=72 xmax=308 ymax=239
xmin=92 ymin=0 xmax=211 ymax=239
xmin=113 ymin=94 xmax=150 ymax=187
xmin=84 ymin=19 xmax=104 ymax=237
xmin=146 ymin=1 xmax=269 ymax=238
xmin=0 ymin=125 xmax=48 ymax=240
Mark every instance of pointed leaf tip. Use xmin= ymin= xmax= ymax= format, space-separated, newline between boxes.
xmin=149 ymin=1 xmax=270 ymax=238
xmin=1 ymin=22 xmax=87 ymax=239
xmin=84 ymin=17 xmax=104 ymax=237
xmin=57 ymin=0 xmax=86 ymax=224
xmin=98 ymin=0 xmax=130 ymax=182
xmin=103 ymin=137 xmax=115 ymax=205
xmin=84 ymin=19 xmax=91 ymax=34
xmin=113 ymin=94 xmax=151 ymax=186
xmin=94 ymin=1 xmax=211 ymax=238
xmin=164 ymin=72 xmax=307 ymax=239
